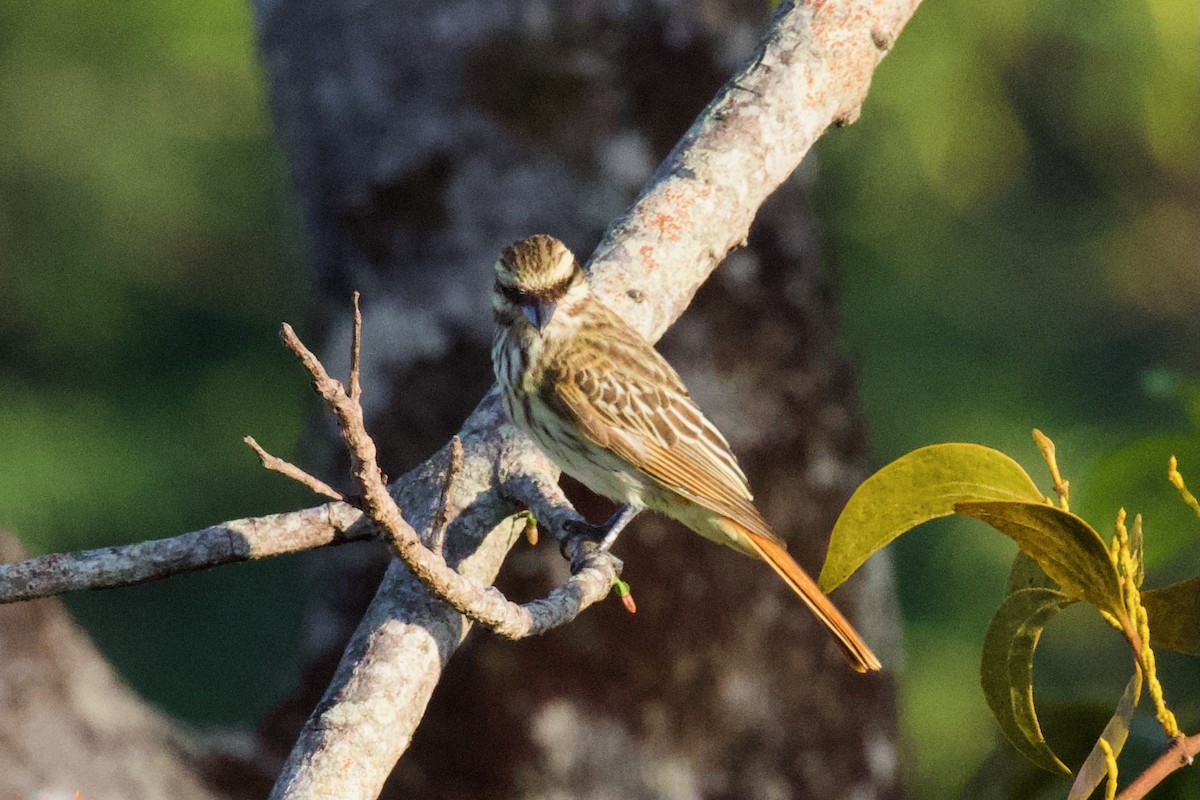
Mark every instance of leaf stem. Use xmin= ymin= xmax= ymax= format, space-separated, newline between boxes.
xmin=1033 ymin=429 xmax=1070 ymax=511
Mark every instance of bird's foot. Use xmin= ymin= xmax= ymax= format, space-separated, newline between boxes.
xmin=562 ymin=518 xmax=607 ymax=543
xmin=561 ymin=505 xmax=640 ymax=552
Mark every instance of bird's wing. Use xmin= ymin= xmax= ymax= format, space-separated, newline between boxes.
xmin=546 ymin=324 xmax=784 ymax=547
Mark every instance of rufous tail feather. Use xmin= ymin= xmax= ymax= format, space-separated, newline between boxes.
xmin=733 ymin=521 xmax=881 ymax=673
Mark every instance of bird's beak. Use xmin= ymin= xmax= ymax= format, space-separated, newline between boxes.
xmin=521 ymin=298 xmax=557 ymax=331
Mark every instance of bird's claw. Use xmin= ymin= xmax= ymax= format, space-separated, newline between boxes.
xmin=562 ymin=505 xmax=639 ymax=553
xmin=562 ymin=518 xmax=607 ymax=543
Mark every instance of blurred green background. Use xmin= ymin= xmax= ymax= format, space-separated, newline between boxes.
xmin=0 ymin=0 xmax=1195 ymax=797
xmin=0 ymin=0 xmax=312 ymax=724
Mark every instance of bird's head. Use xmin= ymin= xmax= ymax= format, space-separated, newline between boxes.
xmin=494 ymin=235 xmax=586 ymax=332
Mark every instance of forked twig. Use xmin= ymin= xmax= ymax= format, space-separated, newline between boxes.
xmin=271 ymin=310 xmax=620 ymax=639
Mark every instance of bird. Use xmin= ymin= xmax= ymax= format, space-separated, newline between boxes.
xmin=491 ymin=234 xmax=880 ymax=673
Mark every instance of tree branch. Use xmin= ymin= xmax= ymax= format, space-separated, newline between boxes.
xmin=0 ymin=504 xmax=368 ymax=604
xmin=1115 ymin=732 xmax=1200 ymax=800
xmin=583 ymin=0 xmax=918 ymax=340
xmin=428 ymin=435 xmax=462 ymax=554
xmin=272 ymin=307 xmax=623 ymax=640
xmin=269 ymin=1 xmax=920 ymax=797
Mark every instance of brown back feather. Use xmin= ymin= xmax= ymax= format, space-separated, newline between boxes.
xmin=547 ymin=303 xmax=784 ymax=546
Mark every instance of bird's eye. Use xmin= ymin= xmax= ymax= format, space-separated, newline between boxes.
xmin=499 ymin=284 xmax=528 ymax=306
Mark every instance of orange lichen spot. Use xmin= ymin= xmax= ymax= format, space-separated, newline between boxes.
xmin=639 ymin=244 xmax=658 ymax=272
xmin=651 ymin=213 xmax=682 ymax=240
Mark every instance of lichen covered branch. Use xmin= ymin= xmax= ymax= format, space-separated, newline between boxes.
xmin=0 ymin=504 xmax=368 ymax=604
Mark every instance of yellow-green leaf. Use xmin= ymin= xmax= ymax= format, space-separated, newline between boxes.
xmin=1143 ymin=576 xmax=1200 ymax=656
xmin=1008 ymin=551 xmax=1059 ymax=594
xmin=981 ymin=587 xmax=1075 ymax=775
xmin=955 ymin=502 xmax=1124 ymax=618
xmin=820 ymin=444 xmax=1044 ymax=592
xmin=1067 ymin=669 xmax=1142 ymax=800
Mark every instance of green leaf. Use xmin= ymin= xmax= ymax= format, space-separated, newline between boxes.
xmin=820 ymin=444 xmax=1044 ymax=592
xmin=1067 ymin=669 xmax=1142 ymax=800
xmin=955 ymin=502 xmax=1124 ymax=618
xmin=981 ymin=588 xmax=1075 ymax=776
xmin=1142 ymin=576 xmax=1200 ymax=656
xmin=1008 ymin=551 xmax=1060 ymax=594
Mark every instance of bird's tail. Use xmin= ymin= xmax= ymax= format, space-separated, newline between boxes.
xmin=730 ymin=520 xmax=881 ymax=673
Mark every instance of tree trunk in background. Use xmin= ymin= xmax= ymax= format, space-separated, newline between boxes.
xmin=0 ymin=532 xmax=246 ymax=800
xmin=254 ymin=2 xmax=902 ymax=797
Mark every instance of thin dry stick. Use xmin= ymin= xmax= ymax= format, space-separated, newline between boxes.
xmin=429 ymin=436 xmax=464 ymax=554
xmin=245 ymin=436 xmax=345 ymax=502
xmin=348 ymin=291 xmax=362 ymax=402
xmin=275 ymin=316 xmax=619 ymax=639
xmin=1115 ymin=732 xmax=1200 ymax=800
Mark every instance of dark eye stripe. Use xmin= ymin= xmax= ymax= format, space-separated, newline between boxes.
xmin=499 ymin=284 xmax=525 ymax=305
xmin=498 ymin=274 xmax=574 ymax=305
xmin=544 ymin=274 xmax=574 ymax=301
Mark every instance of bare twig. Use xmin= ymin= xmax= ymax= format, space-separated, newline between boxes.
xmin=0 ymin=504 xmax=369 ymax=604
xmin=429 ymin=436 xmax=463 ymax=554
xmin=277 ymin=314 xmax=621 ymax=639
xmin=349 ymin=291 xmax=362 ymax=402
xmin=245 ymin=435 xmax=345 ymax=502
xmin=1115 ymin=732 xmax=1200 ymax=800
